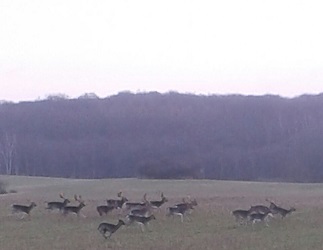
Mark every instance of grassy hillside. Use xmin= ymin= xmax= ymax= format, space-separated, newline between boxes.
xmin=1 ymin=175 xmax=323 ymax=250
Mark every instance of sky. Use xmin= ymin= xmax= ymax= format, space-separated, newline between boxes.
xmin=1 ymin=0 xmax=323 ymax=102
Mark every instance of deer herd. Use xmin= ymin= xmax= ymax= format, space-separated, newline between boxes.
xmin=232 ymin=198 xmax=296 ymax=227
xmin=9 ymin=192 xmax=295 ymax=239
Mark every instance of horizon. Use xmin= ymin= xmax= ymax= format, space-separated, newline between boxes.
xmin=1 ymin=1 xmax=322 ymax=102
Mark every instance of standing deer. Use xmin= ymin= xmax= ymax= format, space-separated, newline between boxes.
xmin=11 ymin=202 xmax=37 ymax=219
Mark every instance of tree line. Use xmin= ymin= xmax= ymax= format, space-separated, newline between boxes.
xmin=1 ymin=92 xmax=323 ymax=182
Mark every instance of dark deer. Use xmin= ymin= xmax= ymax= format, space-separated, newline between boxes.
xmin=107 ymin=192 xmax=128 ymax=209
xmin=125 ymin=193 xmax=148 ymax=211
xmin=231 ymin=208 xmax=252 ymax=224
xmin=11 ymin=202 xmax=37 ymax=219
xmin=167 ymin=197 xmax=198 ymax=223
xmin=98 ymin=220 xmax=125 ymax=239
xmin=46 ymin=193 xmax=70 ymax=212
xmin=150 ymin=192 xmax=168 ymax=209
xmin=62 ymin=195 xmax=86 ymax=217
xmin=126 ymin=214 xmax=156 ymax=232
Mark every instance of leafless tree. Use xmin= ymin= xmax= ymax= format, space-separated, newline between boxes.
xmin=0 ymin=133 xmax=17 ymax=175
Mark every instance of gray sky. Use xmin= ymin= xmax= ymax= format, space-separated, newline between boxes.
xmin=1 ymin=0 xmax=323 ymax=102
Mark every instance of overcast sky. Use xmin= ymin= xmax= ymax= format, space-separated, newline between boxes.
xmin=1 ymin=0 xmax=322 ymax=102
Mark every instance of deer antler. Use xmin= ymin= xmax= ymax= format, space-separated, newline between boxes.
xmin=143 ymin=193 xmax=147 ymax=202
xmin=74 ymin=195 xmax=83 ymax=203
xmin=59 ymin=193 xmax=65 ymax=199
xmin=117 ymin=191 xmax=122 ymax=197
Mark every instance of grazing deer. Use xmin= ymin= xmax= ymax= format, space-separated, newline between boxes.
xmin=126 ymin=214 xmax=156 ymax=232
xmin=11 ymin=202 xmax=37 ymax=219
xmin=107 ymin=192 xmax=128 ymax=209
xmin=167 ymin=197 xmax=198 ymax=223
xmin=62 ymin=195 xmax=86 ymax=217
xmin=46 ymin=193 xmax=70 ymax=212
xmin=98 ymin=220 xmax=125 ymax=239
xmin=248 ymin=211 xmax=273 ymax=226
xmin=231 ymin=209 xmax=252 ymax=224
xmin=149 ymin=192 xmax=168 ymax=209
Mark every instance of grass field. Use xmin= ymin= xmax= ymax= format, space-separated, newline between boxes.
xmin=1 ymin=175 xmax=323 ymax=250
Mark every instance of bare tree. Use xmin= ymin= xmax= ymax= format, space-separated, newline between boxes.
xmin=0 ymin=133 xmax=17 ymax=175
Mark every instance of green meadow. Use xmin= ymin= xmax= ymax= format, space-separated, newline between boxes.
xmin=1 ymin=175 xmax=323 ymax=250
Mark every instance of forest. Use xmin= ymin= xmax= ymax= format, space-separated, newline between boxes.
xmin=1 ymin=92 xmax=323 ymax=182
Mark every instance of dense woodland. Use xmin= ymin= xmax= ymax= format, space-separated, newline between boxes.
xmin=1 ymin=92 xmax=323 ymax=182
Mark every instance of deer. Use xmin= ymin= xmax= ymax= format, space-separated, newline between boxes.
xmin=126 ymin=214 xmax=156 ymax=232
xmin=46 ymin=193 xmax=70 ymax=212
xmin=124 ymin=193 xmax=148 ymax=211
xmin=231 ymin=208 xmax=252 ymax=225
xmin=127 ymin=193 xmax=153 ymax=217
xmin=249 ymin=204 xmax=271 ymax=215
xmin=248 ymin=211 xmax=273 ymax=227
xmin=107 ymin=192 xmax=128 ymax=209
xmin=149 ymin=192 xmax=168 ymax=210
xmin=62 ymin=195 xmax=86 ymax=217
xmin=97 ymin=220 xmax=125 ymax=239
xmin=96 ymin=203 xmax=116 ymax=216
xmin=11 ymin=202 xmax=37 ymax=219
xmin=266 ymin=199 xmax=296 ymax=218
xmin=166 ymin=197 xmax=198 ymax=223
